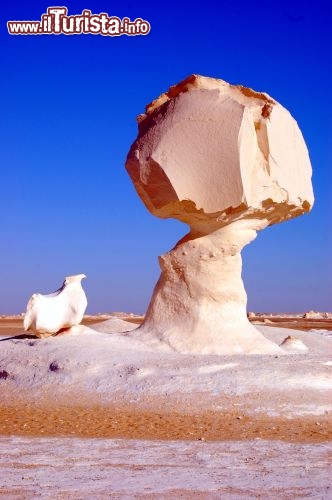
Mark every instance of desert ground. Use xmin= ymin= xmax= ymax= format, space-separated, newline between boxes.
xmin=0 ymin=314 xmax=331 ymax=498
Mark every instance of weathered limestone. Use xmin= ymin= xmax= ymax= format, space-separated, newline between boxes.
xmin=24 ymin=274 xmax=87 ymax=338
xmin=125 ymin=75 xmax=314 ymax=354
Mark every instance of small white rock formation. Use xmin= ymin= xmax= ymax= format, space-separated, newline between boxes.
xmin=280 ymin=335 xmax=308 ymax=352
xmin=303 ymin=310 xmax=324 ymax=319
xmin=24 ymin=274 xmax=87 ymax=338
xmin=91 ymin=317 xmax=138 ymax=333
xmin=125 ymin=75 xmax=314 ymax=354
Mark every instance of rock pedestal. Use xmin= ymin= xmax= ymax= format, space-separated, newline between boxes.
xmin=142 ymin=219 xmax=282 ymax=354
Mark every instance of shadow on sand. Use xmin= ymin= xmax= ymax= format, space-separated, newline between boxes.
xmin=0 ymin=333 xmax=37 ymax=342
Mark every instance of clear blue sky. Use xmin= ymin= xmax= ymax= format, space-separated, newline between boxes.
xmin=1 ymin=0 xmax=331 ymax=314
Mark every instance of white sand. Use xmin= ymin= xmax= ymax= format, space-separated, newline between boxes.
xmin=0 ymin=436 xmax=331 ymax=498
xmin=0 ymin=321 xmax=331 ymax=418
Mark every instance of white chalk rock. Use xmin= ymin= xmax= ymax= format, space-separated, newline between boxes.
xmin=280 ymin=336 xmax=308 ymax=352
xmin=125 ymin=75 xmax=314 ymax=355
xmin=24 ymin=274 xmax=87 ymax=338
xmin=303 ymin=310 xmax=323 ymax=319
xmin=91 ymin=317 xmax=138 ymax=333
xmin=127 ymin=74 xmax=313 ymax=229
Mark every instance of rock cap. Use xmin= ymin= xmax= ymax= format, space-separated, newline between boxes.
xmin=126 ymin=74 xmax=314 ymax=232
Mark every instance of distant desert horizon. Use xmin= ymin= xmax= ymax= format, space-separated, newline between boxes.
xmin=1 ymin=312 xmax=332 ymax=338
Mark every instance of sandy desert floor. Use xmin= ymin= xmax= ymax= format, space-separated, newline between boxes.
xmin=0 ymin=315 xmax=331 ymax=498
xmin=0 ymin=436 xmax=331 ymax=499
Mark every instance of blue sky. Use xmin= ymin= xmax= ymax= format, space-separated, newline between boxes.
xmin=1 ymin=0 xmax=331 ymax=314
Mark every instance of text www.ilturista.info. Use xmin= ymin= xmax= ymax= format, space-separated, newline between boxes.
xmin=7 ymin=7 xmax=151 ymax=36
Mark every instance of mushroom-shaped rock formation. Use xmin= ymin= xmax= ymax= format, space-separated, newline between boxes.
xmin=24 ymin=274 xmax=87 ymax=338
xmin=125 ymin=75 xmax=314 ymax=355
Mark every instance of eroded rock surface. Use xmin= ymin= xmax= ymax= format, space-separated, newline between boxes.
xmin=126 ymin=74 xmax=313 ymax=232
